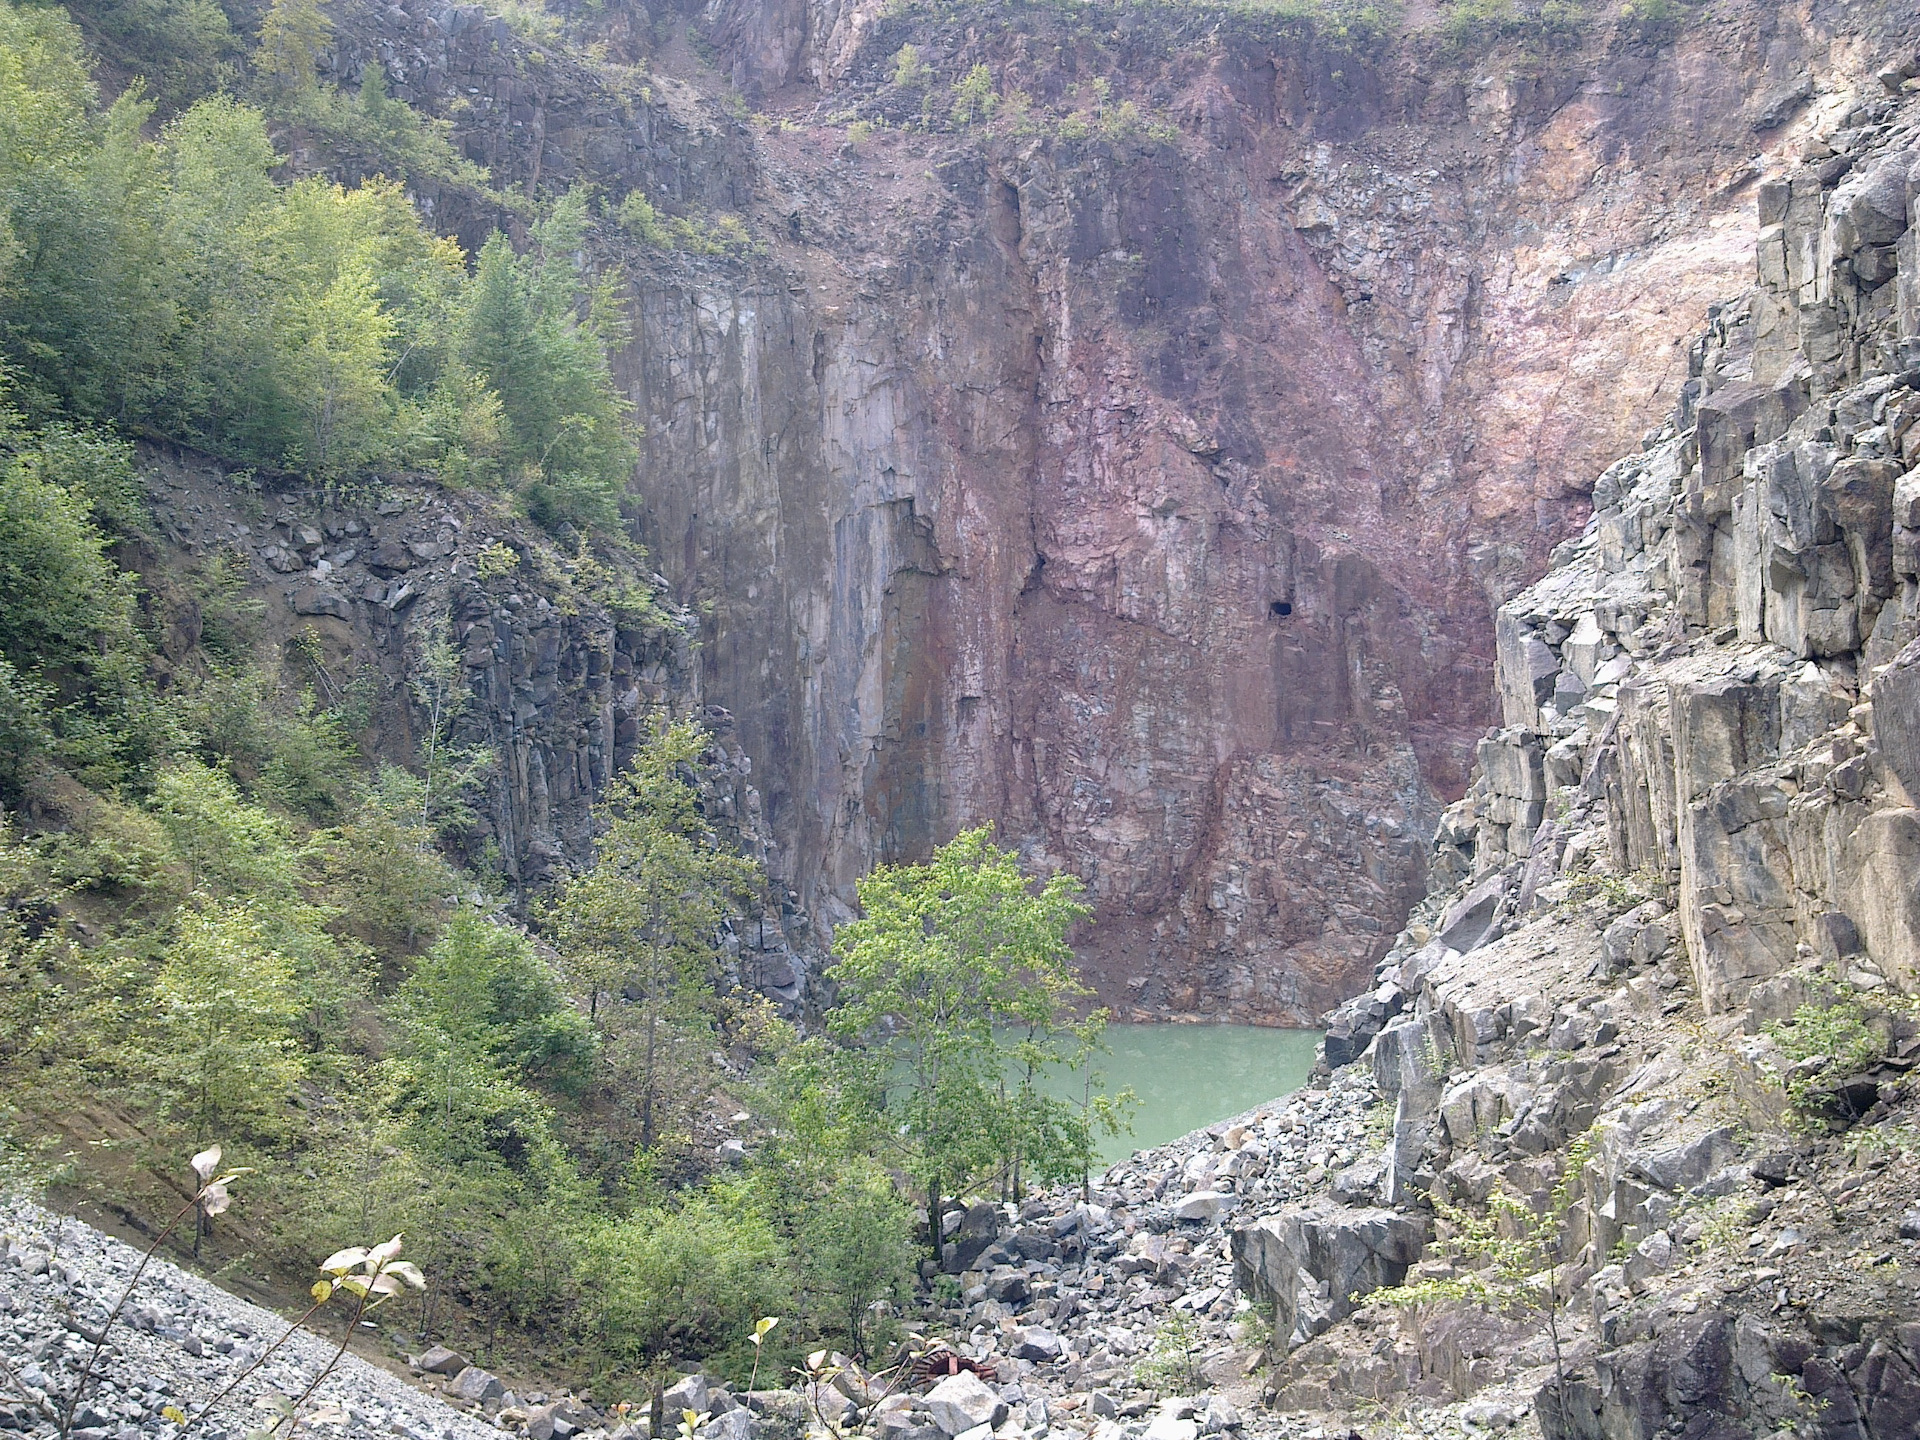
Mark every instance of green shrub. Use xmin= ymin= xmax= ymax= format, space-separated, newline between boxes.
xmin=0 ymin=437 xmax=140 ymax=679
xmin=1766 ymin=995 xmax=1887 ymax=1115
xmin=950 ymin=64 xmax=997 ymax=126
xmin=40 ymin=797 xmax=182 ymax=904
xmin=146 ymin=900 xmax=306 ymax=1142
xmin=575 ymin=1179 xmax=790 ymax=1371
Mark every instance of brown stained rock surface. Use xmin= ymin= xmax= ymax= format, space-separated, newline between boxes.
xmin=302 ymin=0 xmax=1918 ymax=1019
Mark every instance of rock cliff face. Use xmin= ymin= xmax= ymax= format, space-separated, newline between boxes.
xmin=1291 ymin=71 xmax=1920 ymax=1440
xmin=295 ymin=0 xmax=1916 ymax=1019
xmin=109 ymin=448 xmax=803 ymax=1002
xmin=628 ymin=0 xmax=1891 ymax=1021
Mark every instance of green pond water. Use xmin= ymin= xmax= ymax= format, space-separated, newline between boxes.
xmin=1031 ymin=1024 xmax=1323 ymax=1164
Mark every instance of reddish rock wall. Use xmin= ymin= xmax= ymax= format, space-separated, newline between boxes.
xmin=322 ymin=0 xmax=1917 ymax=1020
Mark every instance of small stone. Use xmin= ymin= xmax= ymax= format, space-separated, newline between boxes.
xmin=1899 ymin=1208 xmax=1920 ymax=1241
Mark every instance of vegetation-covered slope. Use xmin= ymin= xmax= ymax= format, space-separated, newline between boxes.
xmin=0 ymin=0 xmax=1123 ymax=1398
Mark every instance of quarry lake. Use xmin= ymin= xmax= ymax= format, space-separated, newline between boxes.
xmin=1036 ymin=1024 xmax=1323 ymax=1163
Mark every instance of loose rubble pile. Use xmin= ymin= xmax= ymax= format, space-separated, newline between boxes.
xmin=0 ymin=1200 xmax=500 ymax=1440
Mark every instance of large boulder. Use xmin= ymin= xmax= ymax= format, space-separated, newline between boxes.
xmin=662 ymin=1374 xmax=712 ymax=1416
xmin=409 ymin=1345 xmax=469 ymax=1376
xmin=527 ymin=1402 xmax=591 ymax=1440
xmin=1322 ymin=978 xmax=1407 ymax=1068
xmin=448 ymin=1367 xmax=504 ymax=1404
xmin=290 ymin=584 xmax=350 ymax=619
xmin=1437 ymin=867 xmax=1515 ymax=955
xmin=942 ymin=1202 xmax=1000 ymax=1273
xmin=740 ymin=1391 xmax=809 ymax=1440
xmin=698 ymin=1413 xmax=755 ymax=1440
xmin=1007 ymin=1326 xmax=1064 ymax=1362
xmin=1627 ymin=1127 xmax=1738 ymax=1193
xmin=1171 ymin=1190 xmax=1228 ymax=1224
xmin=922 ymin=1372 xmax=1006 ymax=1437
xmin=1231 ymin=1202 xmax=1425 ymax=1348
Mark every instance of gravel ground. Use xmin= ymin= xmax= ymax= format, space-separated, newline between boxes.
xmin=0 ymin=1198 xmax=497 ymax=1440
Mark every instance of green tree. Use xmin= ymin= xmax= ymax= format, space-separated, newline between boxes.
xmin=0 ymin=430 xmax=141 ymax=679
xmin=793 ymin=1160 xmax=915 ymax=1356
xmin=65 ymin=0 xmax=239 ymax=111
xmin=890 ymin=44 xmax=928 ymax=89
xmin=148 ymin=759 xmax=299 ymax=896
xmin=1388 ymin=1128 xmax=1600 ymax=1434
xmin=459 ymin=197 xmax=636 ymax=533
xmin=0 ymin=2 xmax=175 ymax=421
xmin=405 ymin=607 xmax=476 ymax=843
xmin=398 ymin=913 xmax=595 ymax=1093
xmin=826 ymin=826 xmax=1091 ymax=1252
xmin=548 ymin=721 xmax=759 ymax=1149
xmin=148 ymin=901 xmax=305 ymax=1142
xmin=315 ymin=770 xmax=452 ymax=954
xmin=950 ymin=65 xmax=996 ymax=126
xmin=254 ymin=0 xmax=331 ymax=99
xmin=0 ymin=420 xmax=174 ymax=792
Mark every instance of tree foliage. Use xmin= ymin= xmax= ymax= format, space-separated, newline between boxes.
xmin=548 ymin=721 xmax=761 ymax=1148
xmin=826 ymin=826 xmax=1097 ymax=1243
xmin=0 ymin=0 xmax=633 ymax=527
xmin=147 ymin=901 xmax=305 ymax=1142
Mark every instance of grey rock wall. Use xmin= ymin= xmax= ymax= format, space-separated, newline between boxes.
xmin=1302 ymin=72 xmax=1920 ymax=1440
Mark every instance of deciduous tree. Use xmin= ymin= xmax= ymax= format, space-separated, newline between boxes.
xmin=826 ymin=826 xmax=1092 ymax=1251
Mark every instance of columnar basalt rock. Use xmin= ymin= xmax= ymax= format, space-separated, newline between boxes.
xmin=121 ymin=447 xmax=801 ymax=1000
xmin=1300 ymin=72 xmax=1920 ymax=1440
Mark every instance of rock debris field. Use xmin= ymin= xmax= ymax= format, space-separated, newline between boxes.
xmin=0 ymin=1064 xmax=1398 ymax=1440
xmin=0 ymin=1200 xmax=501 ymax=1440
